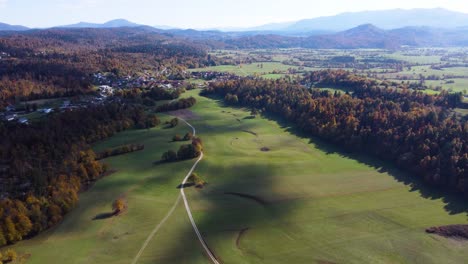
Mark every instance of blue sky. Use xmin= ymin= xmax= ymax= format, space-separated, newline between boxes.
xmin=0 ymin=0 xmax=467 ymax=28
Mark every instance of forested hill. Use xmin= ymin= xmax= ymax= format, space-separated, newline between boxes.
xmin=0 ymin=27 xmax=219 ymax=105
xmin=203 ymin=71 xmax=468 ymax=197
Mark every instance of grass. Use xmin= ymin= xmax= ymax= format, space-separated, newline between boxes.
xmin=190 ymin=62 xmax=313 ymax=77
xmin=9 ymin=90 xmax=468 ymax=264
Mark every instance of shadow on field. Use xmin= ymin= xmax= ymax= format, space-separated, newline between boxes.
xmin=92 ymin=212 xmax=116 ymax=220
xmin=177 ymin=183 xmax=195 ymax=189
xmin=142 ymin=121 xmax=299 ymax=263
xmin=205 ymin=95 xmax=468 ymax=217
xmin=260 ymin=108 xmax=468 ymax=217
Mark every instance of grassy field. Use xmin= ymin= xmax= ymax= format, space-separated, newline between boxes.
xmin=10 ymin=90 xmax=468 ymax=264
xmin=190 ymin=62 xmax=313 ymax=78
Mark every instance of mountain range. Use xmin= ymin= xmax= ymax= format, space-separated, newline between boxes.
xmin=2 ymin=8 xmax=468 ymax=49
xmin=2 ymin=8 xmax=468 ymax=33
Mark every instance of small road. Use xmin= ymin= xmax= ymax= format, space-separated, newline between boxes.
xmin=131 ymin=117 xmax=220 ymax=264
xmin=179 ymin=117 xmax=220 ymax=264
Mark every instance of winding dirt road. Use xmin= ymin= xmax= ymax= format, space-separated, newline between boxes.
xmin=131 ymin=117 xmax=219 ymax=264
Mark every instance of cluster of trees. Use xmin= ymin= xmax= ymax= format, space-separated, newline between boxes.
xmin=173 ymin=132 xmax=193 ymax=142
xmin=187 ymin=173 xmax=206 ymax=188
xmin=0 ymin=103 xmax=160 ymax=246
xmin=305 ymin=70 xmax=464 ymax=108
xmin=0 ymin=249 xmax=17 ymax=263
xmin=167 ymin=118 xmax=179 ymax=128
xmin=155 ymin=97 xmax=197 ymax=113
xmin=142 ymin=87 xmax=182 ymax=101
xmin=204 ymin=77 xmax=468 ymax=197
xmin=96 ymin=144 xmax=145 ymax=160
xmin=161 ymin=138 xmax=203 ymax=162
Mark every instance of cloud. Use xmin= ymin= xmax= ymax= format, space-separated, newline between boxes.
xmin=0 ymin=0 xmax=7 ymax=8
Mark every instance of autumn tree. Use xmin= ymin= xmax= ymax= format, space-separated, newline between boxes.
xmin=112 ymin=198 xmax=126 ymax=215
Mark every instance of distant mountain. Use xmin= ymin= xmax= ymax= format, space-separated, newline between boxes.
xmin=283 ymin=8 xmax=468 ymax=32
xmin=60 ymin=19 xmax=142 ymax=29
xmin=0 ymin=22 xmax=29 ymax=31
xmin=225 ymin=24 xmax=468 ymax=49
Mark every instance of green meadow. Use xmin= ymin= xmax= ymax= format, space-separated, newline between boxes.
xmin=10 ymin=90 xmax=468 ymax=264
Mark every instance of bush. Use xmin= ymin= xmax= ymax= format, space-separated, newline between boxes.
xmin=183 ymin=132 xmax=193 ymax=141
xmin=168 ymin=118 xmax=179 ymax=128
xmin=161 ymin=150 xmax=178 ymax=162
xmin=187 ymin=173 xmax=206 ymax=188
xmin=173 ymin=135 xmax=182 ymax=141
xmin=112 ymin=198 xmax=126 ymax=215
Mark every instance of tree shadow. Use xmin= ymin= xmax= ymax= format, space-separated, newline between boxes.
xmin=147 ymin=162 xmax=298 ymax=263
xmin=92 ymin=212 xmax=116 ymax=220
xmin=202 ymin=94 xmax=468 ymax=216
xmin=260 ymin=109 xmax=468 ymax=217
xmin=177 ymin=183 xmax=195 ymax=189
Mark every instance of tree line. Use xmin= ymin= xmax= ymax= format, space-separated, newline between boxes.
xmin=96 ymin=144 xmax=145 ymax=160
xmin=203 ymin=75 xmax=467 ymax=197
xmin=0 ymin=103 xmax=160 ymax=246
xmin=155 ymin=97 xmax=197 ymax=113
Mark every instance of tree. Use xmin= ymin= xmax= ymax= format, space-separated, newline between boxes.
xmin=250 ymin=108 xmax=259 ymax=117
xmin=112 ymin=198 xmax=126 ymax=215
xmin=4 ymin=249 xmax=17 ymax=262
xmin=187 ymin=173 xmax=206 ymax=188
xmin=183 ymin=132 xmax=193 ymax=141
xmin=161 ymin=150 xmax=178 ymax=162
xmin=169 ymin=118 xmax=179 ymax=128
xmin=173 ymin=135 xmax=182 ymax=142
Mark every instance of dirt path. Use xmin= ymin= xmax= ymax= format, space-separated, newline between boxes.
xmin=179 ymin=118 xmax=221 ymax=264
xmin=131 ymin=118 xmax=220 ymax=264
xmin=130 ymin=195 xmax=182 ymax=264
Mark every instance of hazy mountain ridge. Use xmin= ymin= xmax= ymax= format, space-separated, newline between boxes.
xmin=283 ymin=8 xmax=468 ymax=32
xmin=59 ymin=19 xmax=142 ymax=29
xmin=0 ymin=22 xmax=29 ymax=31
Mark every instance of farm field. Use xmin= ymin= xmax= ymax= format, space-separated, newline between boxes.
xmin=200 ymin=48 xmax=468 ymax=95
xmin=9 ymin=90 xmax=468 ymax=264
xmin=190 ymin=62 xmax=313 ymax=78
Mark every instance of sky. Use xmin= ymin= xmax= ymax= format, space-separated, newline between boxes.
xmin=0 ymin=0 xmax=467 ymax=29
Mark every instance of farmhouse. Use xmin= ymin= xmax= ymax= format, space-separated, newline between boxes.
xmin=98 ymin=85 xmax=114 ymax=96
xmin=5 ymin=105 xmax=15 ymax=112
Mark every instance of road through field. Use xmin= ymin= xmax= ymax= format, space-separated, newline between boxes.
xmin=131 ymin=117 xmax=219 ymax=264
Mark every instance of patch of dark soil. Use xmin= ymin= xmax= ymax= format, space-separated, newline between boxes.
xmin=241 ymin=130 xmax=258 ymax=136
xmin=243 ymin=116 xmax=255 ymax=120
xmin=224 ymin=192 xmax=268 ymax=206
xmin=260 ymin=147 xmax=270 ymax=152
xmin=236 ymin=228 xmax=250 ymax=248
xmin=426 ymin=225 xmax=468 ymax=239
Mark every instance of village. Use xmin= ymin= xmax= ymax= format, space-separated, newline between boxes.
xmin=0 ymin=71 xmax=239 ymax=125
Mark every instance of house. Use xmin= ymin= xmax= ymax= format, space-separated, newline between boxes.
xmin=39 ymin=108 xmax=53 ymax=114
xmin=98 ymin=85 xmax=114 ymax=96
xmin=4 ymin=114 xmax=17 ymax=122
xmin=18 ymin=117 xmax=29 ymax=125
xmin=5 ymin=105 xmax=15 ymax=112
